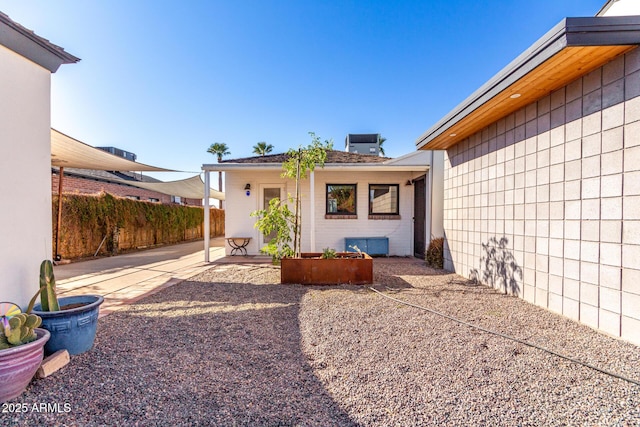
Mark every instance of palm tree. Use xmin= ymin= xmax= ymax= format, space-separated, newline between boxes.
xmin=378 ymin=135 xmax=386 ymax=156
xmin=207 ymin=142 xmax=230 ymax=207
xmin=252 ymin=141 xmax=274 ymax=156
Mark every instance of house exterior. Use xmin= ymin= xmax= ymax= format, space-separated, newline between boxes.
xmin=203 ymin=149 xmax=443 ymax=259
xmin=416 ymin=5 xmax=640 ymax=345
xmin=0 ymin=12 xmax=79 ymax=306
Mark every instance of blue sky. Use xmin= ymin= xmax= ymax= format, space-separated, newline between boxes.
xmin=2 ymin=0 xmax=607 ymax=180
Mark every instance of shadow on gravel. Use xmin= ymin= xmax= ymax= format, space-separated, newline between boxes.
xmin=6 ymin=277 xmax=358 ymax=426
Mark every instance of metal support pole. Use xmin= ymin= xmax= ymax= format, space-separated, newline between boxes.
xmin=54 ymin=167 xmax=64 ymax=261
xmin=204 ymin=171 xmax=211 ymax=262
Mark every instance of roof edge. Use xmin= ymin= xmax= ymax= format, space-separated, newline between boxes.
xmin=416 ymin=15 xmax=640 ymax=150
xmin=0 ymin=12 xmax=80 ymax=72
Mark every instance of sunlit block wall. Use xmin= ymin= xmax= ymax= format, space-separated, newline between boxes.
xmin=0 ymin=44 xmax=52 ymax=306
xmin=443 ymin=48 xmax=640 ymax=346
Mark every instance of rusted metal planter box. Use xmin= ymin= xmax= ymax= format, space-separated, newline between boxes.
xmin=281 ymin=252 xmax=373 ymax=285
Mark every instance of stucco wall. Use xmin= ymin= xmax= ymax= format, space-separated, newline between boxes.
xmin=442 ymin=48 xmax=640 ymax=345
xmin=225 ymin=169 xmax=427 ymax=257
xmin=0 ymin=45 xmax=52 ymax=306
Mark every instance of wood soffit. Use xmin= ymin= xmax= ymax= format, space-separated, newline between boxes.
xmin=419 ymin=45 xmax=634 ymax=151
xmin=416 ymin=17 xmax=640 ymax=151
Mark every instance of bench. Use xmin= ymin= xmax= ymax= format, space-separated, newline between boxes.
xmin=226 ymin=237 xmax=252 ymax=256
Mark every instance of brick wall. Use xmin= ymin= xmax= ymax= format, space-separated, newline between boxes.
xmin=442 ymin=48 xmax=640 ymax=346
xmin=52 ymin=171 xmax=202 ymax=206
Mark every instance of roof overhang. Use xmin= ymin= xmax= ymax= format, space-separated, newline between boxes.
xmin=0 ymin=12 xmax=79 ymax=72
xmin=203 ymin=162 xmax=429 ymax=173
xmin=416 ymin=16 xmax=640 ymax=151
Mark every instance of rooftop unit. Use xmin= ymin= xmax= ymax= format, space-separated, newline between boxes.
xmin=97 ymin=146 xmax=137 ymax=162
xmin=345 ymin=133 xmax=380 ymax=156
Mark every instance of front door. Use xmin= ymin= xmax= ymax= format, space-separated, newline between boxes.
xmin=413 ymin=175 xmax=426 ymax=258
xmin=261 ymin=186 xmax=283 ymax=247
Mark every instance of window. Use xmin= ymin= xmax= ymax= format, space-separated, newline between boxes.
xmin=326 ymin=184 xmax=357 ymax=215
xmin=369 ymin=184 xmax=399 ymax=215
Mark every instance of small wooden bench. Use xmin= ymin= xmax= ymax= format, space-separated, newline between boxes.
xmin=226 ymin=237 xmax=252 ymax=256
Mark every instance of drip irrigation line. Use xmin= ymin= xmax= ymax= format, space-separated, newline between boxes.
xmin=368 ymin=287 xmax=640 ymax=387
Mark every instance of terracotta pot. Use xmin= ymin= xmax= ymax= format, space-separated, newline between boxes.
xmin=0 ymin=328 xmax=50 ymax=403
xmin=281 ymin=252 xmax=373 ymax=285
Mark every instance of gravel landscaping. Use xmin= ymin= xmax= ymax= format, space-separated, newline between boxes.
xmin=3 ymin=258 xmax=640 ymax=426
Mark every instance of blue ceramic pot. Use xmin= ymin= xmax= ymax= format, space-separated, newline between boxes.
xmin=31 ymin=295 xmax=104 ymax=356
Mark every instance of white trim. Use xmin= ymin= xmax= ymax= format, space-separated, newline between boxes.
xmin=310 ymin=171 xmax=315 ymax=252
xmin=204 ymin=171 xmax=210 ymax=262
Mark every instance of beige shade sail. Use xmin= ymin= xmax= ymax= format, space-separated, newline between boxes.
xmin=112 ymin=174 xmax=225 ymax=200
xmin=51 ymin=129 xmax=172 ymax=171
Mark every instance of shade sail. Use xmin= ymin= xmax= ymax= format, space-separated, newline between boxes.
xmin=51 ymin=129 xmax=172 ymax=171
xmin=112 ymin=174 xmax=225 ymax=201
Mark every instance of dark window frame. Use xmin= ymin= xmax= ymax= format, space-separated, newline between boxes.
xmin=368 ymin=184 xmax=400 ymax=215
xmin=326 ymin=184 xmax=357 ymax=216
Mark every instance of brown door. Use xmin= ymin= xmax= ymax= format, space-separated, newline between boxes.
xmin=413 ymin=175 xmax=426 ymax=258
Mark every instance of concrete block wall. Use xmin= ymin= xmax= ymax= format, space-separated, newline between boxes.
xmin=442 ymin=48 xmax=640 ymax=346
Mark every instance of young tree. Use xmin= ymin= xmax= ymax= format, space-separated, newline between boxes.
xmin=207 ymin=142 xmax=230 ymax=206
xmin=252 ymin=141 xmax=274 ymax=156
xmin=252 ymin=132 xmax=332 ymax=260
xmin=282 ymin=132 xmax=332 ymax=257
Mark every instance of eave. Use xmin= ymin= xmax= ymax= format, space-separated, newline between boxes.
xmin=0 ymin=12 xmax=80 ymax=72
xmin=202 ymin=163 xmax=429 ymax=173
xmin=416 ymin=16 xmax=640 ymax=151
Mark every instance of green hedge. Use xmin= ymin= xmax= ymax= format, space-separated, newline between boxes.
xmin=53 ymin=193 xmax=224 ymax=259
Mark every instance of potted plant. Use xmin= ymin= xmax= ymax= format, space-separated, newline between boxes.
xmin=25 ymin=260 xmax=103 ymax=356
xmin=252 ymin=133 xmax=373 ymax=285
xmin=280 ymin=247 xmax=373 ymax=285
xmin=0 ymin=305 xmax=50 ymax=403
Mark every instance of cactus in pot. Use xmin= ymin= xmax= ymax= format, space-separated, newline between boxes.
xmin=26 ymin=260 xmax=60 ymax=313
xmin=0 ymin=313 xmax=42 ymax=350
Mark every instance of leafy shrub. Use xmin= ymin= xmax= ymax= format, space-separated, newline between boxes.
xmin=426 ymin=237 xmax=444 ymax=269
xmin=321 ymin=247 xmax=337 ymax=259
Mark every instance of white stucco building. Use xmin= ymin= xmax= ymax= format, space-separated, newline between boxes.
xmin=0 ymin=12 xmax=78 ymax=306
xmin=203 ymin=149 xmax=443 ymax=260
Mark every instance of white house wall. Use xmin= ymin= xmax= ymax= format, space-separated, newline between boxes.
xmin=225 ymin=169 xmax=428 ymax=257
xmin=0 ymin=45 xmax=52 ymax=306
xmin=312 ymin=170 xmax=418 ymax=256
xmin=442 ymin=48 xmax=640 ymax=346
xmin=225 ymin=170 xmax=292 ymax=256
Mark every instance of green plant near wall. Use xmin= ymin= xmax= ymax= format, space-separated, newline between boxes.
xmin=54 ymin=193 xmax=206 ymax=254
xmin=251 ymin=197 xmax=295 ymax=263
xmin=426 ymin=237 xmax=444 ymax=269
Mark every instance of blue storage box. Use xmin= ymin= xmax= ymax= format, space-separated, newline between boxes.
xmin=345 ymin=237 xmax=389 ymax=256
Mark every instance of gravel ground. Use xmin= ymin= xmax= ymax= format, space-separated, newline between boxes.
xmin=3 ymin=258 xmax=639 ymax=426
